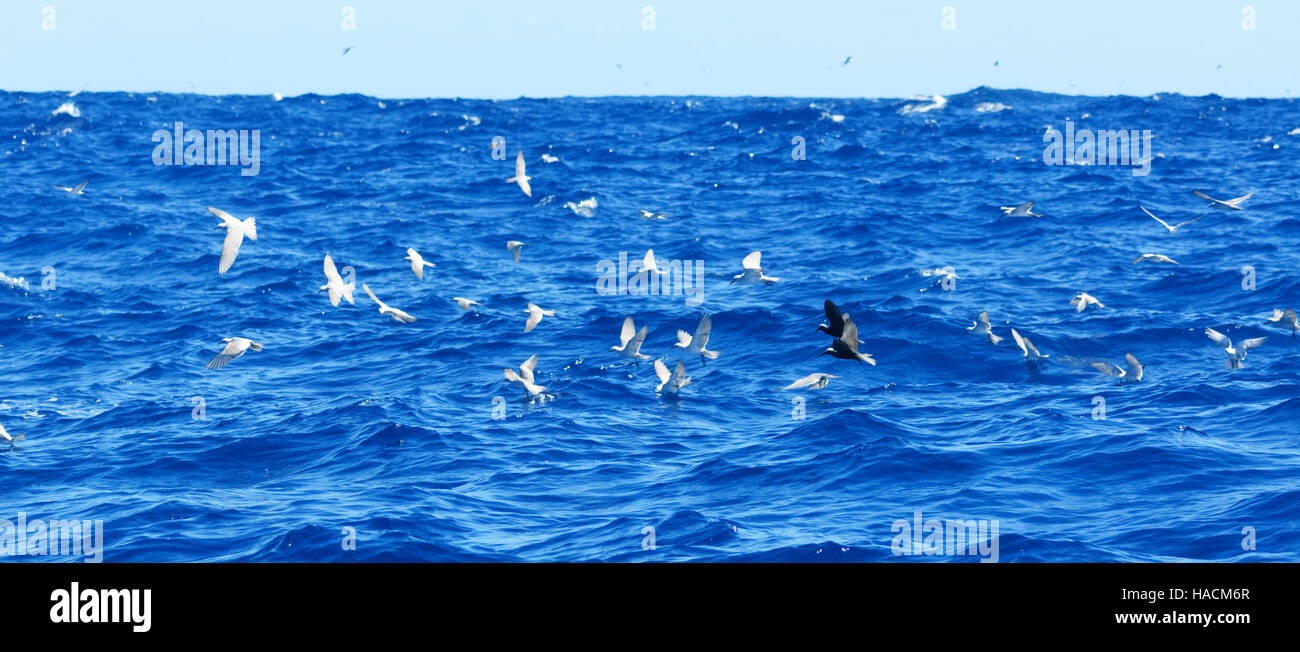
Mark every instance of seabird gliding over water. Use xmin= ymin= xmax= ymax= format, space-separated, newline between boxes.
xmin=453 ymin=297 xmax=482 ymax=311
xmin=0 ymin=423 xmax=25 ymax=447
xmin=730 ymin=251 xmax=779 ymax=285
xmin=1266 ymin=308 xmax=1299 ymax=337
xmin=320 ymin=254 xmax=356 ymax=307
xmin=205 ymin=337 xmax=263 ymax=370
xmin=1000 ymin=201 xmax=1043 ymax=217
xmin=1140 ymin=206 xmax=1202 ymax=233
xmin=1010 ymin=328 xmax=1049 ymax=364
xmin=404 ymin=248 xmax=436 ymax=279
xmin=361 ymin=283 xmax=417 ymax=323
xmin=967 ymin=311 xmax=1003 ymax=345
xmin=1205 ymin=328 xmax=1266 ymax=369
xmin=1193 ymin=189 xmax=1253 ymax=210
xmin=820 ymin=316 xmax=875 ymax=365
xmin=783 ymin=373 xmax=838 ymax=390
xmin=506 ymin=151 xmax=532 ymax=197
xmin=52 ymin=180 xmax=88 ymax=195
xmin=210 ymin=207 xmax=258 ymax=275
xmin=503 ymin=354 xmax=546 ymax=398
xmin=1133 ymin=253 xmax=1180 ymax=265
xmin=817 ymin=299 xmax=862 ymax=343
xmin=611 ymin=316 xmax=651 ymax=360
xmin=675 ymin=313 xmax=720 ymax=365
xmin=506 ymin=241 xmax=526 ymax=263
xmin=524 ymin=302 xmax=555 ymax=333
xmin=1070 ymin=292 xmax=1104 ymax=312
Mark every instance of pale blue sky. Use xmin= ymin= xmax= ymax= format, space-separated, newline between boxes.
xmin=2 ymin=1 xmax=1297 ymax=98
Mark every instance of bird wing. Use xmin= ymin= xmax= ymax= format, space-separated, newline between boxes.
xmin=1140 ymin=206 xmax=1173 ymax=230
xmin=519 ymin=354 xmax=538 ymax=383
xmin=1239 ymin=337 xmax=1267 ymax=351
xmin=1286 ymin=309 xmax=1298 ymax=323
xmin=508 ymin=242 xmax=523 ymax=262
xmin=841 ymin=317 xmax=860 ymax=353
xmin=515 ymin=151 xmax=526 ymax=178
xmin=692 ymin=313 xmax=712 ymax=348
xmin=208 ymin=206 xmax=237 ymax=223
xmin=654 ymin=359 xmax=670 ymax=386
xmin=978 ymin=311 xmax=992 ymax=328
xmin=503 ymin=368 xmax=522 ymax=383
xmin=1133 ymin=254 xmax=1149 ymax=263
xmin=673 ymin=361 xmax=688 ymax=387
xmin=1010 ymin=328 xmax=1029 ymax=356
xmin=524 ymin=308 xmax=542 ymax=332
xmin=1091 ymin=362 xmax=1122 ymax=377
xmin=1125 ymin=353 xmax=1143 ymax=380
xmin=1172 ymin=214 xmax=1203 ymax=229
xmin=1193 ymin=189 xmax=1216 ymax=202
xmin=742 ymin=251 xmax=762 ymax=270
xmin=323 ymin=254 xmax=342 ymax=283
xmin=361 ymin=283 xmax=386 ymax=309
xmin=1225 ymin=192 xmax=1253 ymax=207
xmin=784 ymin=374 xmax=819 ymax=390
xmin=1205 ymin=327 xmax=1231 ymax=349
xmin=675 ymin=330 xmax=692 ymax=347
xmin=823 ymin=299 xmax=845 ymax=331
xmin=518 ymin=177 xmax=532 ymax=197
xmin=218 ymin=223 xmax=244 ymax=274
xmin=629 ymin=325 xmax=648 ymax=352
xmin=617 ymin=316 xmax=636 ymax=346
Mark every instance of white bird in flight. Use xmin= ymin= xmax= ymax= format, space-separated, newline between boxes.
xmin=453 ymin=297 xmax=481 ymax=311
xmin=639 ymin=209 xmax=671 ymax=220
xmin=506 ymin=151 xmax=532 ymax=197
xmin=1266 ymin=308 xmax=1299 ymax=337
xmin=362 ymin=283 xmax=417 ymax=323
xmin=1000 ymin=201 xmax=1043 ymax=217
xmin=507 ymin=240 xmax=526 ymax=263
xmin=675 ymin=312 xmax=720 ymax=365
xmin=654 ymin=359 xmax=691 ymax=394
xmin=1205 ymin=328 xmax=1266 ymax=369
xmin=611 ymin=316 xmax=651 ymax=360
xmin=1140 ymin=206 xmax=1202 ymax=233
xmin=210 ymin=207 xmax=258 ymax=274
xmin=1070 ymin=292 xmax=1104 ymax=312
xmin=967 ymin=311 xmax=1003 ymax=345
xmin=1010 ymin=328 xmax=1049 ymax=363
xmin=1091 ymin=353 xmax=1143 ymax=383
xmin=783 ymin=373 xmax=838 ymax=390
xmin=1133 ymin=253 xmax=1180 ymax=265
xmin=1194 ymin=189 xmax=1253 ymax=210
xmin=503 ymin=354 xmax=546 ymax=398
xmin=52 ymin=180 xmax=88 ymax=195
xmin=524 ymin=302 xmax=555 ymax=333
xmin=320 ymin=254 xmax=356 ymax=307
xmin=205 ymin=336 xmax=263 ymax=370
xmin=730 ymin=251 xmax=780 ymax=285
xmin=404 ymin=248 xmax=436 ymax=280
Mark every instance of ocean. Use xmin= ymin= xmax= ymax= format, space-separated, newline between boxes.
xmin=1 ymin=87 xmax=1298 ymax=562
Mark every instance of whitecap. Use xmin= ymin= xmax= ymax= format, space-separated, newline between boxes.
xmin=899 ymin=95 xmax=947 ymax=115
xmin=51 ymin=102 xmax=80 ymax=118
xmin=975 ymin=102 xmax=1010 ymax=113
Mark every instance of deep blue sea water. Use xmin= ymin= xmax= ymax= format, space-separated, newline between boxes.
xmin=2 ymin=88 xmax=1298 ymax=562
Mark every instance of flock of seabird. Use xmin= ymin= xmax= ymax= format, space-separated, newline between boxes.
xmin=963 ymin=189 xmax=1294 ymax=384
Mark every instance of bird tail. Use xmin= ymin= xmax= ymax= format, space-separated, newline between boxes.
xmin=542 ymin=309 xmax=555 ymax=316
xmin=990 ymin=333 xmax=1003 ymax=345
xmin=702 ymin=350 xmax=719 ymax=360
xmin=249 ymin=342 xmax=263 ymax=351
xmin=242 ymin=217 xmax=257 ymax=241
xmin=506 ymin=176 xmax=517 ymax=183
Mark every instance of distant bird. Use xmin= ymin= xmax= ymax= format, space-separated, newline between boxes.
xmin=967 ymin=311 xmax=1003 ymax=345
xmin=52 ymin=180 xmax=88 ymax=195
xmin=641 ymin=249 xmax=667 ymax=276
xmin=1266 ymin=308 xmax=1299 ymax=337
xmin=611 ymin=316 xmax=651 ymax=360
xmin=0 ymin=423 xmax=25 ymax=447
xmin=1070 ymin=292 xmax=1104 ymax=312
xmin=506 ymin=151 xmax=532 ymax=197
xmin=1205 ymin=327 xmax=1266 ymax=369
xmin=783 ymin=373 xmax=838 ymax=390
xmin=205 ymin=337 xmax=263 ymax=370
xmin=523 ymin=302 xmax=554 ymax=333
xmin=404 ymin=248 xmax=436 ymax=279
xmin=361 ymin=283 xmax=416 ymax=323
xmin=210 ymin=207 xmax=258 ymax=274
xmin=506 ymin=240 xmax=526 ymax=263
xmin=841 ymin=56 xmax=853 ymax=67
xmin=1010 ymin=328 xmax=1049 ymax=363
xmin=320 ymin=254 xmax=356 ymax=307
xmin=1194 ymin=189 xmax=1253 ymax=210
xmin=1091 ymin=353 xmax=1143 ymax=383
xmin=675 ymin=312 xmax=720 ymax=364
xmin=341 ymin=46 xmax=351 ymax=56
xmin=453 ymin=297 xmax=482 ymax=311
xmin=1000 ymin=201 xmax=1043 ymax=217
xmin=730 ymin=251 xmax=779 ymax=285
xmin=1140 ymin=206 xmax=1202 ymax=233
xmin=503 ymin=355 xmax=546 ymax=398
xmin=1133 ymin=253 xmax=1180 ymax=265
xmin=654 ymin=359 xmax=691 ymax=394
xmin=639 ymin=209 xmax=671 ymax=220
xmin=820 ymin=316 xmax=876 ymax=365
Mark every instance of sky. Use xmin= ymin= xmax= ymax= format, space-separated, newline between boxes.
xmin=1 ymin=1 xmax=1297 ymax=98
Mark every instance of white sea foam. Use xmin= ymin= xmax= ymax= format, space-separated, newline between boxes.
xmin=975 ymin=102 xmax=1010 ymax=113
xmin=899 ymin=95 xmax=947 ymax=115
xmin=51 ymin=102 xmax=80 ymax=118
